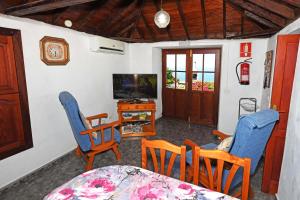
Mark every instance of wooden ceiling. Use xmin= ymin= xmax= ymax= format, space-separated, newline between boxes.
xmin=0 ymin=0 xmax=299 ymax=42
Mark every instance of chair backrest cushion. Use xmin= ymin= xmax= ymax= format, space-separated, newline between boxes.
xmin=59 ymin=91 xmax=91 ymax=152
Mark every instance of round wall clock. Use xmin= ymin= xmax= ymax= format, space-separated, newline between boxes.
xmin=40 ymin=36 xmax=69 ymax=65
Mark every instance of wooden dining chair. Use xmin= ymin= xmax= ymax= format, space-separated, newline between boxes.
xmin=193 ymin=146 xmax=251 ymax=200
xmin=141 ymin=138 xmax=186 ymax=181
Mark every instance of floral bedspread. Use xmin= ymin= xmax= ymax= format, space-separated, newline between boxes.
xmin=44 ymin=165 xmax=238 ymax=200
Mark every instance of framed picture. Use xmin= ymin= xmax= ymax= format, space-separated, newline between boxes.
xmin=40 ymin=36 xmax=69 ymax=65
xmin=263 ymin=50 xmax=273 ymax=88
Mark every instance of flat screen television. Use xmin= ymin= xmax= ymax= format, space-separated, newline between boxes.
xmin=113 ymin=74 xmax=157 ymax=99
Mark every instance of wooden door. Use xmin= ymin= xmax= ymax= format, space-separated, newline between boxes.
xmin=189 ymin=49 xmax=221 ymax=125
xmin=162 ymin=49 xmax=190 ymax=120
xmin=162 ymin=48 xmax=221 ymax=126
xmin=0 ymin=27 xmax=32 ymax=160
xmin=262 ymin=34 xmax=300 ymax=194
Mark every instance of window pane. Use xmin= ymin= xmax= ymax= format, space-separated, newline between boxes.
xmin=176 ymin=72 xmax=186 ymax=90
xmin=176 ymin=54 xmax=186 ymax=71
xmin=192 ymin=72 xmax=203 ymax=91
xmin=203 ymin=73 xmax=215 ymax=91
xmin=193 ymin=54 xmax=203 ymax=71
xmin=166 ymin=71 xmax=175 ymax=88
xmin=204 ymin=54 xmax=216 ymax=72
xmin=167 ymin=54 xmax=175 ymax=70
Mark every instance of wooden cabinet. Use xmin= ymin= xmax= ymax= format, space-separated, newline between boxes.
xmin=117 ymin=101 xmax=156 ymax=138
xmin=0 ymin=27 xmax=32 ymax=160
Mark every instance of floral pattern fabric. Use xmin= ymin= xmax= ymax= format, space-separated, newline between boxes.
xmin=44 ymin=165 xmax=238 ymax=200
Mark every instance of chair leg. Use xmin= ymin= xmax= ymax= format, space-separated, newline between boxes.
xmin=85 ymin=154 xmax=95 ymax=171
xmin=112 ymin=144 xmax=121 ymax=160
xmin=249 ymin=184 xmax=254 ymax=199
xmin=187 ymin=166 xmax=194 ymax=182
xmin=75 ymin=146 xmax=81 ymax=157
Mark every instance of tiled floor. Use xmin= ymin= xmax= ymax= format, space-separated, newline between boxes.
xmin=0 ymin=117 xmax=275 ymax=200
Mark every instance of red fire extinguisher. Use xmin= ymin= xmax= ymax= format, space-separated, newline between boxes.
xmin=236 ymin=58 xmax=252 ymax=85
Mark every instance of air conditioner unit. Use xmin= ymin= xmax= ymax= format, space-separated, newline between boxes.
xmin=89 ymin=36 xmax=125 ymax=55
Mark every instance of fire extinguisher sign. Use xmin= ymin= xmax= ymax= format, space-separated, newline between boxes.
xmin=240 ymin=42 xmax=252 ymax=57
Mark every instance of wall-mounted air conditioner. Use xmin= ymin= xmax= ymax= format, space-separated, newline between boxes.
xmin=89 ymin=36 xmax=125 ymax=55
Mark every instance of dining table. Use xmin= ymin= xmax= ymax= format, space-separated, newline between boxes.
xmin=44 ymin=165 xmax=238 ymax=200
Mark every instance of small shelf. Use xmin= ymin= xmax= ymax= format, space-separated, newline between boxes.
xmin=121 ymin=115 xmax=151 ymax=122
xmin=118 ymin=100 xmax=156 ymax=138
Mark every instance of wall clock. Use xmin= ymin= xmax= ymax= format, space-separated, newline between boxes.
xmin=40 ymin=36 xmax=69 ymax=65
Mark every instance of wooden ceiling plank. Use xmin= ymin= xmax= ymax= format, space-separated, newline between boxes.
xmin=244 ymin=11 xmax=279 ymax=29
xmin=136 ymin=26 xmax=145 ymax=40
xmin=227 ymin=1 xmax=266 ymax=30
xmin=223 ymin=0 xmax=227 ymax=38
xmin=241 ymin=12 xmax=244 ymax=34
xmin=176 ymin=0 xmax=190 ymax=40
xmin=282 ymin=0 xmax=300 ymax=8
xmin=109 ymin=9 xmax=140 ymax=36
xmin=152 ymin=0 xmax=172 ymax=40
xmin=229 ymin=0 xmax=286 ymax=27
xmin=129 ymin=0 xmax=145 ymax=40
xmin=200 ymin=0 xmax=207 ymax=39
xmin=116 ymin=23 xmax=135 ymax=37
xmin=110 ymin=37 xmax=151 ymax=43
xmin=141 ymin=13 xmax=156 ymax=41
xmin=227 ymin=28 xmax=278 ymax=38
xmin=248 ymin=0 xmax=295 ymax=19
xmin=5 ymin=0 xmax=98 ymax=16
xmin=96 ymin=0 xmax=137 ymax=34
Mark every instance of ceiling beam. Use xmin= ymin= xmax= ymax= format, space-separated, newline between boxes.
xmin=109 ymin=9 xmax=140 ymax=36
xmin=152 ymin=0 xmax=172 ymax=40
xmin=282 ymin=0 xmax=300 ymax=9
xmin=136 ymin=26 xmax=145 ymax=40
xmin=96 ymin=0 xmax=137 ymax=35
xmin=176 ymin=0 xmax=190 ymax=40
xmin=229 ymin=0 xmax=286 ymax=27
xmin=241 ymin=12 xmax=244 ymax=34
xmin=200 ymin=0 xmax=207 ymax=38
xmin=76 ymin=0 xmax=109 ymax=30
xmin=227 ymin=1 xmax=266 ymax=30
xmin=112 ymin=12 xmax=138 ymax=36
xmin=247 ymin=0 xmax=295 ymax=19
xmin=244 ymin=11 xmax=279 ymax=29
xmin=128 ymin=0 xmax=145 ymax=40
xmin=5 ymin=0 xmax=98 ymax=16
xmin=110 ymin=37 xmax=151 ymax=43
xmin=116 ymin=23 xmax=136 ymax=37
xmin=141 ymin=13 xmax=156 ymax=41
xmin=227 ymin=29 xmax=278 ymax=39
xmin=223 ymin=0 xmax=227 ymax=38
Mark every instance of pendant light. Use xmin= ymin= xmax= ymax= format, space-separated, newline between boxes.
xmin=154 ymin=0 xmax=170 ymax=28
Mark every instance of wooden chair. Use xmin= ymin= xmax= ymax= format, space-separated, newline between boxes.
xmin=59 ymin=91 xmax=121 ymax=171
xmin=141 ymin=138 xmax=186 ymax=181
xmin=193 ymin=146 xmax=251 ymax=200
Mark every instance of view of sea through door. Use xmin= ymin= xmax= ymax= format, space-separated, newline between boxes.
xmin=162 ymin=48 xmax=221 ymax=126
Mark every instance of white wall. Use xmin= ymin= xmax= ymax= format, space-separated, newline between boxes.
xmin=128 ymin=39 xmax=268 ymax=133
xmin=0 ymin=14 xmax=129 ymax=189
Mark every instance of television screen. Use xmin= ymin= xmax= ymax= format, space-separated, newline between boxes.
xmin=113 ymin=74 xmax=157 ymax=99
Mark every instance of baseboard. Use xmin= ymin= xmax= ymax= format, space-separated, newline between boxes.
xmin=0 ymin=149 xmax=74 ymax=192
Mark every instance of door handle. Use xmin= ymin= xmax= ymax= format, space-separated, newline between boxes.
xmin=271 ymin=104 xmax=277 ymax=111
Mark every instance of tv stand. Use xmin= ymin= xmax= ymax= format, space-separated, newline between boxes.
xmin=117 ymin=100 xmax=156 ymax=138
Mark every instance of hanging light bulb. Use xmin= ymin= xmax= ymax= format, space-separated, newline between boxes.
xmin=154 ymin=0 xmax=170 ymax=28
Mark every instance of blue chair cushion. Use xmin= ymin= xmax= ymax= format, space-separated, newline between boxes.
xmin=186 ymin=143 xmax=218 ymax=165
xmin=94 ymin=127 xmax=121 ymax=145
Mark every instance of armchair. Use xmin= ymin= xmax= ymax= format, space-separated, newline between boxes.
xmin=185 ymin=109 xmax=279 ymax=197
xmin=59 ymin=91 xmax=121 ymax=171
